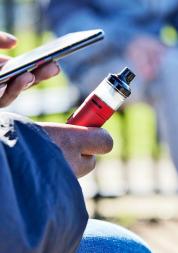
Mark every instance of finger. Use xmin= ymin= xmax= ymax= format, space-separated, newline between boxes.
xmin=32 ymin=61 xmax=60 ymax=84
xmin=0 ymin=84 xmax=7 ymax=98
xmin=0 ymin=55 xmax=11 ymax=68
xmin=77 ymin=155 xmax=96 ymax=178
xmin=79 ymin=128 xmax=113 ymax=155
xmin=39 ymin=123 xmax=113 ymax=155
xmin=0 ymin=32 xmax=17 ymax=49
xmin=0 ymin=72 xmax=35 ymax=107
xmin=62 ymin=125 xmax=113 ymax=155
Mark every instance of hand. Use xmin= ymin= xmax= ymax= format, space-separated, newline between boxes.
xmin=127 ymin=36 xmax=165 ymax=81
xmin=39 ymin=123 xmax=113 ymax=178
xmin=0 ymin=32 xmax=60 ymax=107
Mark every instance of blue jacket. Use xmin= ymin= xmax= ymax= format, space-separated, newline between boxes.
xmin=0 ymin=112 xmax=88 ymax=253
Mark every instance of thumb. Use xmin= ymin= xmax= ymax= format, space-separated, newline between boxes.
xmin=0 ymin=32 xmax=17 ymax=49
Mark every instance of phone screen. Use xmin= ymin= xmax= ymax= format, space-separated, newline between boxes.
xmin=0 ymin=29 xmax=104 ymax=83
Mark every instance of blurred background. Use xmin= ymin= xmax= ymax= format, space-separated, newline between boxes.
xmin=1 ymin=0 xmax=178 ymax=252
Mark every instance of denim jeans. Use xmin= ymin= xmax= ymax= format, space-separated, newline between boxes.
xmin=77 ymin=219 xmax=152 ymax=253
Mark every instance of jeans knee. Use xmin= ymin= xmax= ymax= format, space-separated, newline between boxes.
xmin=77 ymin=219 xmax=152 ymax=253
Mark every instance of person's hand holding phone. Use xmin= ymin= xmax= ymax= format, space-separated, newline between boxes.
xmin=0 ymin=32 xmax=60 ymax=108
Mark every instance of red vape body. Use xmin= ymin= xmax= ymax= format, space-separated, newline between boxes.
xmin=67 ymin=94 xmax=114 ymax=127
xmin=67 ymin=68 xmax=135 ymax=127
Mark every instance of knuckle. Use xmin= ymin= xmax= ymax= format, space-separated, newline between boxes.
xmin=63 ymin=131 xmax=80 ymax=151
xmin=9 ymin=93 xmax=18 ymax=101
xmin=4 ymin=94 xmax=18 ymax=105
xmin=85 ymin=155 xmax=96 ymax=172
xmin=0 ymin=98 xmax=9 ymax=108
xmin=0 ymin=98 xmax=4 ymax=107
xmin=76 ymin=161 xmax=86 ymax=178
xmin=78 ymin=155 xmax=96 ymax=178
xmin=67 ymin=135 xmax=79 ymax=150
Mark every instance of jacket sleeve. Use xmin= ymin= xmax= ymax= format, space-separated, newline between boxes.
xmin=0 ymin=112 xmax=88 ymax=253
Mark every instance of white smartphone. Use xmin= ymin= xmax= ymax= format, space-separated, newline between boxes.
xmin=0 ymin=29 xmax=104 ymax=84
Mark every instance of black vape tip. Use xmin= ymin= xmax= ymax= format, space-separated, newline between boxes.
xmin=117 ymin=67 xmax=136 ymax=85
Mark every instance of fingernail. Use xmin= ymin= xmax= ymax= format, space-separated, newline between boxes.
xmin=23 ymin=75 xmax=35 ymax=90
xmin=53 ymin=60 xmax=60 ymax=74
xmin=55 ymin=60 xmax=60 ymax=69
xmin=0 ymin=84 xmax=7 ymax=98
xmin=0 ymin=60 xmax=9 ymax=68
xmin=5 ymin=33 xmax=17 ymax=41
xmin=0 ymin=62 xmax=6 ymax=68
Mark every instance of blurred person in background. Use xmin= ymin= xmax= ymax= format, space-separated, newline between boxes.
xmin=0 ymin=32 xmax=151 ymax=252
xmin=44 ymin=0 xmax=178 ymax=178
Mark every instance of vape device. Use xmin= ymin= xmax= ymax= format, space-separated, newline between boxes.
xmin=67 ymin=67 xmax=135 ymax=127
